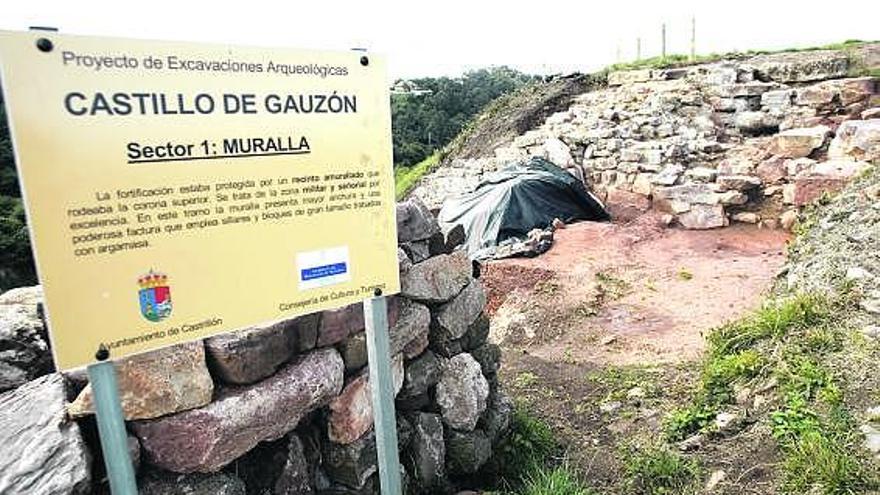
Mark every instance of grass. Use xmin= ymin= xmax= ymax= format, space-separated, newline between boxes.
xmin=664 ymin=294 xmax=831 ymax=441
xmin=482 ymin=405 xmax=601 ymax=494
xmin=604 ymin=39 xmax=877 ymax=73
xmin=595 ymin=270 xmax=632 ymax=300
xmin=394 ymin=151 xmax=440 ymax=200
xmin=663 ymin=287 xmax=879 ymax=493
xmin=521 ymin=465 xmax=597 ymax=495
xmin=484 ymin=406 xmax=560 ymax=488
xmin=587 ymin=366 xmax=660 ymax=403
xmin=622 ymin=443 xmax=702 ymax=495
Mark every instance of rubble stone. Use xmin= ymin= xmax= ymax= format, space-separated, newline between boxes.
xmin=132 ymin=348 xmax=343 ymax=473
xmin=0 ymin=374 xmax=91 ymax=495
xmin=69 ymin=341 xmax=213 ymax=420
xmin=436 ymin=353 xmax=489 ymax=431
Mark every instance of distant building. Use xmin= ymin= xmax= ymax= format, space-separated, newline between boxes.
xmin=390 ymin=80 xmax=433 ymax=96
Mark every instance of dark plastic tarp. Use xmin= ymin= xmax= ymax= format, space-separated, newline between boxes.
xmin=438 ymin=157 xmax=609 ymax=259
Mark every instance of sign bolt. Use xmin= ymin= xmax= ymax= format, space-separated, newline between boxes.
xmin=95 ymin=344 xmax=110 ymax=361
xmin=36 ymin=38 xmax=53 ymax=52
xmin=360 ymin=56 xmax=369 ymax=66
xmin=374 ymin=288 xmax=382 ymax=297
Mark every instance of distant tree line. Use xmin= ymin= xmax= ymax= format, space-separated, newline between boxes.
xmin=0 ymin=94 xmax=35 ymax=290
xmin=391 ymin=67 xmax=537 ymax=166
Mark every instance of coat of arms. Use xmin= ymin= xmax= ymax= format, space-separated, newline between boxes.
xmin=138 ymin=270 xmax=172 ymax=322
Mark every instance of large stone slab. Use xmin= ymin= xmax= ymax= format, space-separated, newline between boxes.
xmin=768 ymin=126 xmax=830 ymax=158
xmin=132 ymin=348 xmax=343 ymax=473
xmin=752 ymin=50 xmax=849 ymax=83
xmin=678 ymin=204 xmax=727 ymax=230
xmin=205 ymin=320 xmax=297 ymax=384
xmin=397 ymin=197 xmax=441 ymax=243
xmin=432 ymin=279 xmax=486 ymax=342
xmin=0 ymin=298 xmax=53 ymax=392
xmin=401 ymin=252 xmax=472 ymax=304
xmin=436 ymin=353 xmax=489 ymax=431
xmin=328 ymin=354 xmax=405 ymax=444
xmin=829 ymin=119 xmax=880 ymax=163
xmin=734 ymin=111 xmax=779 ymax=135
xmin=68 ymin=341 xmax=214 ymax=420
xmin=653 ymin=183 xmax=720 ymax=206
xmin=0 ymin=374 xmax=91 ymax=495
xmin=792 ymin=160 xmax=871 ymax=206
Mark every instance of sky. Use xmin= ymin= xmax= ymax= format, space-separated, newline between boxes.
xmin=2 ymin=0 xmax=878 ymax=79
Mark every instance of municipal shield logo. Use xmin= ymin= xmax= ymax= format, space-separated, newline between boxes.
xmin=138 ymin=270 xmax=172 ymax=322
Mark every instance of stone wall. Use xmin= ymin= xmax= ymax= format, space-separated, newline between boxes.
xmin=412 ymin=47 xmax=880 ymax=230
xmin=0 ymin=197 xmax=509 ymax=495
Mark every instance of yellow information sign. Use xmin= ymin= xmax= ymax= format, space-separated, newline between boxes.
xmin=0 ymin=31 xmax=400 ymax=370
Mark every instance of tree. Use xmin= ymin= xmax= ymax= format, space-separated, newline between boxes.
xmin=391 ymin=67 xmax=537 ymax=167
xmin=0 ymin=95 xmax=36 ymax=290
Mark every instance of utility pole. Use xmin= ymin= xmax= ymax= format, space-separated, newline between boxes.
xmin=636 ymin=37 xmax=641 ymax=61
xmin=690 ymin=15 xmax=696 ymax=60
xmin=661 ymin=23 xmax=666 ymax=58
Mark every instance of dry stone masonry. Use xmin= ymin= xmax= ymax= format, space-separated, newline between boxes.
xmin=0 ymin=196 xmax=508 ymax=494
xmin=413 ymin=46 xmax=880 ymax=230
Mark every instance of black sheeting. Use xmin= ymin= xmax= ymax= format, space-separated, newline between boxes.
xmin=438 ymin=157 xmax=609 ymax=259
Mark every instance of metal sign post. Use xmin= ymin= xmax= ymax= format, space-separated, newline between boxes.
xmin=87 ymin=351 xmax=138 ymax=494
xmin=363 ymin=290 xmax=403 ymax=494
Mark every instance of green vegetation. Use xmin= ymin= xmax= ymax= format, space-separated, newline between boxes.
xmin=622 ymin=443 xmax=702 ymax=495
xmin=391 ymin=67 xmax=536 ymax=167
xmin=588 ymin=366 xmax=660 ymax=404
xmin=665 ymin=294 xmax=830 ymax=441
xmin=605 ymin=39 xmax=877 ymax=73
xmin=487 ymin=407 xmax=558 ymax=485
xmin=480 ymin=405 xmax=599 ymax=495
xmin=521 ymin=465 xmax=596 ymax=495
xmin=663 ymin=288 xmax=879 ymax=493
xmin=394 ymin=152 xmax=440 ymax=200
xmin=0 ymin=97 xmax=35 ymax=291
xmin=595 ymin=270 xmax=632 ymax=301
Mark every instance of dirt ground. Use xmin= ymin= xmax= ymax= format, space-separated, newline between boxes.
xmin=485 ymin=212 xmax=790 ymax=366
xmin=483 ymin=211 xmax=791 ymax=492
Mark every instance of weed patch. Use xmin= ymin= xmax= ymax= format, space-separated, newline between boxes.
xmin=521 ymin=464 xmax=596 ymax=495
xmin=622 ymin=443 xmax=701 ymax=495
xmin=483 ymin=406 xmax=560 ymax=490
